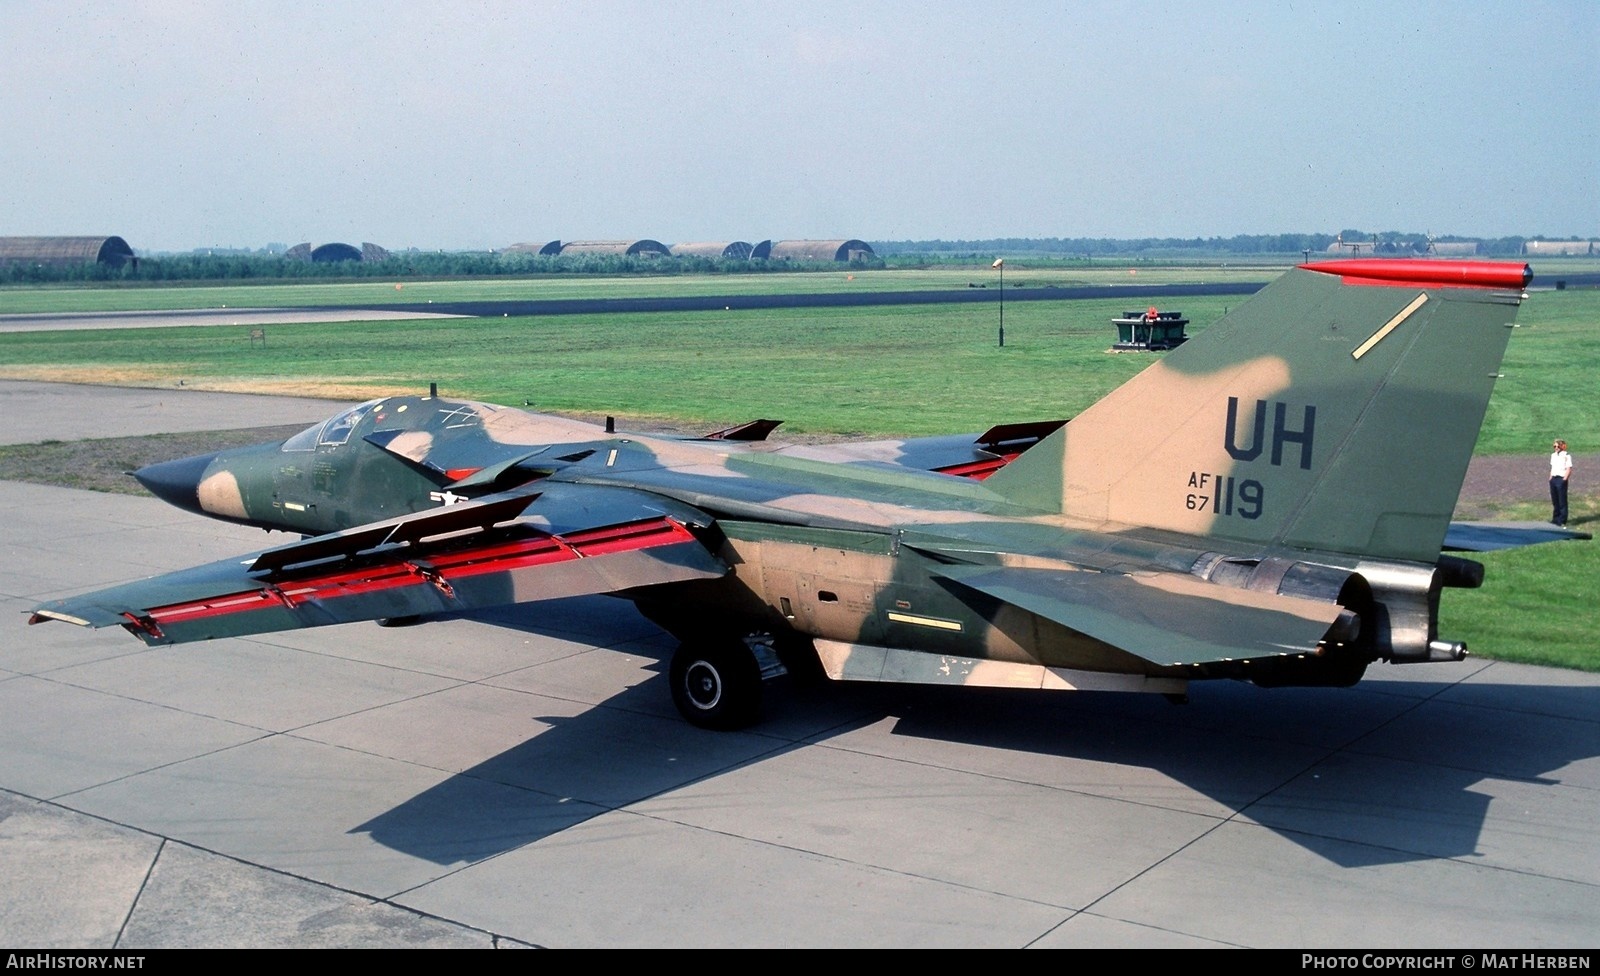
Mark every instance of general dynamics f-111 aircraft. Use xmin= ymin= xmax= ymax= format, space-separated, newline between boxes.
xmin=29 ymin=258 xmax=1534 ymax=729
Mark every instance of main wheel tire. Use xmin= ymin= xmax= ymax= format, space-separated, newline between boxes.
xmin=669 ymin=640 xmax=761 ymax=730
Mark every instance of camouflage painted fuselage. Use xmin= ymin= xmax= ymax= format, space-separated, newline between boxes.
xmin=32 ymin=259 xmax=1535 ymax=727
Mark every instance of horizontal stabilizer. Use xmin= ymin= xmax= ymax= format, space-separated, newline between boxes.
xmin=1444 ymin=520 xmax=1592 ymax=552
xmin=813 ymin=639 xmax=1187 ymax=695
xmin=933 ymin=563 xmax=1344 ymax=667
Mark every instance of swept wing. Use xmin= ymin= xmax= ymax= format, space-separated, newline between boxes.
xmin=31 ymin=485 xmax=725 ymax=645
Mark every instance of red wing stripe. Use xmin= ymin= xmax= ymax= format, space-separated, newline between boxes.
xmin=139 ymin=517 xmax=697 ymax=628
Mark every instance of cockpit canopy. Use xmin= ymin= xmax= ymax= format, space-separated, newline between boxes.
xmin=281 ymin=400 xmax=380 ymax=452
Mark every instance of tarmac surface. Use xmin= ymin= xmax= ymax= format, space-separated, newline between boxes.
xmin=0 ymin=308 xmax=465 ymax=333
xmin=2 ymin=381 xmax=1599 ymax=948
xmin=387 ymin=281 xmax=1266 ymax=318
xmin=0 ymin=281 xmax=1266 ymax=336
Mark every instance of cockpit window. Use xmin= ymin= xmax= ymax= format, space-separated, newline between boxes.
xmin=318 ymin=403 xmax=369 ymax=446
xmin=280 ymin=401 xmax=379 ymax=452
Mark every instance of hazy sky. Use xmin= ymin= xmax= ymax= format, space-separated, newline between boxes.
xmin=3 ymin=1 xmax=1594 ymax=252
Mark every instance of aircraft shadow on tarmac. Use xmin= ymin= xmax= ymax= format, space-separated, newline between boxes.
xmin=348 ymin=601 xmax=1600 ymax=873
xmin=878 ymin=679 xmax=1600 ymax=870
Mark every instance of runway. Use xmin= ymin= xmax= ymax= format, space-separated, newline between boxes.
xmin=0 ymin=281 xmax=1264 ymax=336
xmin=2 ymin=381 xmax=1598 ymax=948
xmin=0 ymin=308 xmax=465 ymax=333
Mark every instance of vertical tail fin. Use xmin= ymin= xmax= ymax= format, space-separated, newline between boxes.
xmin=985 ymin=260 xmax=1531 ymax=562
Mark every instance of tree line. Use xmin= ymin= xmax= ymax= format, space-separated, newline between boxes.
xmin=0 ymin=251 xmax=882 ymax=285
xmin=872 ymin=232 xmax=1544 ymax=258
xmin=0 ymin=231 xmax=1574 ymax=285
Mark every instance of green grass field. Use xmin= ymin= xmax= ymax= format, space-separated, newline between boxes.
xmin=1483 ymin=290 xmax=1600 ymax=458
xmin=1438 ymin=541 xmax=1600 ymax=672
xmin=1 ymin=284 xmax=1593 ymax=452
xmin=0 ymin=268 xmax=1594 ymax=672
xmin=0 ymin=296 xmax=1246 ymax=434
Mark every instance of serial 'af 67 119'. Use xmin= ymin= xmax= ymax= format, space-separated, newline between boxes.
xmin=29 ymin=259 xmax=1537 ymax=729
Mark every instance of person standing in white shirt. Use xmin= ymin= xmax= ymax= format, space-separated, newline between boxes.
xmin=1550 ymin=439 xmax=1573 ymax=527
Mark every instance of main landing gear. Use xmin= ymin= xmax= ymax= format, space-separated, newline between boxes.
xmin=637 ymin=598 xmax=805 ymax=730
xmin=667 ymin=633 xmax=804 ymax=730
xmin=669 ymin=639 xmax=763 ymax=730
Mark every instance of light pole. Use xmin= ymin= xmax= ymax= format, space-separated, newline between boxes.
xmin=992 ymin=257 xmax=1004 ymax=347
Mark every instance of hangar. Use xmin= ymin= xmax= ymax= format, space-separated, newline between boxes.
xmin=669 ymin=241 xmax=754 ymax=259
xmin=285 ymin=242 xmax=392 ymax=262
xmin=761 ymin=239 xmax=875 ymax=262
xmin=1525 ymin=240 xmax=1595 ymax=256
xmin=559 ymin=240 xmax=670 ymax=257
xmin=1326 ymin=239 xmax=1378 ymax=255
xmin=0 ymin=235 xmax=137 ymax=269
xmin=502 ymin=241 xmax=563 ymax=256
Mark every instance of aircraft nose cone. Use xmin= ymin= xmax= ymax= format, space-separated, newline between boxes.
xmin=133 ymin=452 xmax=218 ymax=514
